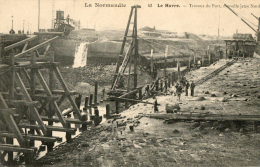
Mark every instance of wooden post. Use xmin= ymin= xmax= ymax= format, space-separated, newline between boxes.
xmin=29 ymin=52 xmax=36 ymax=148
xmin=94 ymin=81 xmax=98 ymax=105
xmin=115 ymin=101 xmax=119 ymax=114
xmin=84 ymin=96 xmax=89 ymax=110
xmin=155 ymin=79 xmax=159 ymax=91
xmin=106 ymin=104 xmax=110 ymax=118
xmin=201 ymin=55 xmax=204 ymax=67
xmin=177 ymin=60 xmax=181 ymax=81
xmin=65 ymin=114 xmax=72 ymax=143
xmin=127 ymin=55 xmax=132 ymax=94
xmin=138 ymin=89 xmax=142 ymax=99
xmin=168 ymin=74 xmax=171 ymax=87
xmin=102 ymin=88 xmax=105 ymax=100
xmin=160 ymin=80 xmax=163 ymax=92
xmin=7 ymin=51 xmax=15 ymax=163
xmin=133 ymin=6 xmax=138 ymax=89
xmin=47 ymin=49 xmax=55 ymax=152
xmin=94 ymin=107 xmax=99 ymax=116
xmin=89 ymin=94 xmax=93 ymax=115
xmin=9 ymin=54 xmax=15 ymax=100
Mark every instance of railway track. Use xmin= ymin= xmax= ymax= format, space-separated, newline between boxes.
xmin=195 ymin=59 xmax=236 ymax=86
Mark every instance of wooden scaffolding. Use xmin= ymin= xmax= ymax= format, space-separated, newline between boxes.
xmin=0 ymin=33 xmax=85 ymax=164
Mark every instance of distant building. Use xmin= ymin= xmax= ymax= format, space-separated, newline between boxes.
xmin=224 ymin=33 xmax=256 ymax=58
xmin=232 ymin=33 xmax=255 ymax=41
xmin=139 ymin=26 xmax=177 ymax=38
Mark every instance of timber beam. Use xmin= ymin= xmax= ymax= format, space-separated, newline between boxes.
xmin=15 ymin=62 xmax=59 ymax=69
xmin=41 ymin=116 xmax=83 ymax=124
xmin=14 ymin=36 xmax=59 ymax=58
xmin=7 ymin=100 xmax=39 ymax=107
xmin=110 ymin=96 xmax=156 ymax=105
xmin=26 ymin=88 xmax=78 ymax=95
xmin=0 ymin=144 xmax=36 ymax=153
xmin=18 ymin=124 xmax=77 ymax=134
xmin=0 ymin=133 xmax=59 ymax=143
xmin=4 ymin=36 xmax=38 ymax=52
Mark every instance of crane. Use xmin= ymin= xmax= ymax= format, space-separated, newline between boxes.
xmin=224 ymin=4 xmax=257 ymax=33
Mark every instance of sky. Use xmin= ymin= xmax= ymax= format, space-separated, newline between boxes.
xmin=0 ymin=0 xmax=259 ymax=36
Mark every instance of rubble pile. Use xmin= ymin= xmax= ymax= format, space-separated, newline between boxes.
xmin=60 ymin=65 xmax=116 ymax=88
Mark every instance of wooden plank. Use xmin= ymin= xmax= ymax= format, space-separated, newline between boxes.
xmin=22 ymin=42 xmax=29 ymax=52
xmin=1 ymin=92 xmax=59 ymax=101
xmin=43 ymin=44 xmax=51 ymax=56
xmin=41 ymin=116 xmax=82 ymax=124
xmin=110 ymin=96 xmax=155 ymax=105
xmin=18 ymin=124 xmax=77 ymax=134
xmin=15 ymin=62 xmax=59 ymax=69
xmin=62 ymin=108 xmax=73 ymax=116
xmin=119 ymin=86 xmax=143 ymax=98
xmin=9 ymin=55 xmax=15 ymax=99
xmin=14 ymin=36 xmax=59 ymax=58
xmin=0 ymin=133 xmax=58 ymax=142
xmin=35 ymin=70 xmax=67 ymax=127
xmin=0 ymin=144 xmax=36 ymax=153
xmin=26 ymin=88 xmax=78 ymax=95
xmin=4 ymin=35 xmax=38 ymax=51
xmin=8 ymin=100 xmax=39 ymax=106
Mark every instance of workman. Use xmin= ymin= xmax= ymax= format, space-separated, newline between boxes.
xmin=185 ymin=81 xmax=190 ymax=96
xmin=190 ymin=81 xmax=196 ymax=96
xmin=176 ymin=83 xmax=182 ymax=101
xmin=154 ymin=98 xmax=159 ymax=113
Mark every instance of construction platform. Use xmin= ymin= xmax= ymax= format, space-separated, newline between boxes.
xmin=0 ymin=33 xmax=86 ymax=165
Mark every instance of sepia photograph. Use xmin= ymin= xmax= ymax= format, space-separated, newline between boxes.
xmin=0 ymin=0 xmax=260 ymax=166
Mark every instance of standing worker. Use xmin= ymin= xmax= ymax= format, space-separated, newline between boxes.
xmin=190 ymin=81 xmax=196 ymax=96
xmin=185 ymin=81 xmax=190 ymax=96
xmin=154 ymin=97 xmax=159 ymax=113
xmin=176 ymin=83 xmax=182 ymax=102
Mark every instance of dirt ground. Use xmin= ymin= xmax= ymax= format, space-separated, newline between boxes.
xmin=37 ymin=56 xmax=260 ymax=167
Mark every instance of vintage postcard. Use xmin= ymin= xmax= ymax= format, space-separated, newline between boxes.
xmin=0 ymin=0 xmax=260 ymax=166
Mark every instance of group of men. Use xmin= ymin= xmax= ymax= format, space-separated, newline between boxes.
xmin=175 ymin=77 xmax=195 ymax=101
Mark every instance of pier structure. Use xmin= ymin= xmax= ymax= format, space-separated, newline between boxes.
xmin=0 ymin=32 xmax=86 ymax=164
